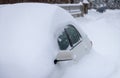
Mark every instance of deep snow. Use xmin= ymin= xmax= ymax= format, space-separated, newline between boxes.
xmin=0 ymin=3 xmax=73 ymax=78
xmin=62 ymin=9 xmax=120 ymax=78
xmin=0 ymin=3 xmax=57 ymax=78
xmin=0 ymin=3 xmax=81 ymax=78
xmin=0 ymin=3 xmax=120 ymax=78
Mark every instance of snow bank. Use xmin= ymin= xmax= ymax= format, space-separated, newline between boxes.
xmin=62 ymin=10 xmax=120 ymax=78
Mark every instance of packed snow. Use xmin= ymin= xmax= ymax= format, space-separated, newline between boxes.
xmin=0 ymin=3 xmax=120 ymax=78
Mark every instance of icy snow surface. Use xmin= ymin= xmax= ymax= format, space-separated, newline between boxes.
xmin=62 ymin=9 xmax=120 ymax=78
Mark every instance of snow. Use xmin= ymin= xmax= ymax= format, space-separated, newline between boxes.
xmin=62 ymin=9 xmax=120 ymax=78
xmin=78 ymin=2 xmax=83 ymax=5
xmin=83 ymin=0 xmax=89 ymax=4
xmin=0 ymin=3 xmax=75 ymax=78
xmin=0 ymin=3 xmax=58 ymax=78
xmin=56 ymin=4 xmax=82 ymax=7
xmin=0 ymin=3 xmax=120 ymax=78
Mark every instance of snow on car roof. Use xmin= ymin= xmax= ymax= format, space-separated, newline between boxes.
xmin=0 ymin=3 xmax=58 ymax=31
xmin=0 ymin=3 xmax=76 ymax=37
xmin=0 ymin=3 xmax=75 ymax=78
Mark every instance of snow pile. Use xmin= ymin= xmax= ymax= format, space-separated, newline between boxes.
xmin=0 ymin=3 xmax=120 ymax=78
xmin=62 ymin=10 xmax=120 ymax=78
xmin=0 ymin=3 xmax=79 ymax=78
xmin=0 ymin=3 xmax=56 ymax=78
xmin=0 ymin=3 xmax=72 ymax=78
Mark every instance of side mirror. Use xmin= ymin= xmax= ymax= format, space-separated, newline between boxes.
xmin=54 ymin=52 xmax=74 ymax=64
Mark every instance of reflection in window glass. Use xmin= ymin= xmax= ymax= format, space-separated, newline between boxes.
xmin=57 ymin=25 xmax=82 ymax=50
xmin=65 ymin=25 xmax=81 ymax=46
xmin=57 ymin=31 xmax=70 ymax=50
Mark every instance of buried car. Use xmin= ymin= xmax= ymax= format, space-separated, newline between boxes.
xmin=0 ymin=3 xmax=92 ymax=78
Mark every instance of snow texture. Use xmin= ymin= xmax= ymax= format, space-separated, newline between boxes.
xmin=0 ymin=3 xmax=120 ymax=78
xmin=62 ymin=9 xmax=120 ymax=78
xmin=83 ymin=0 xmax=89 ymax=4
xmin=0 ymin=3 xmax=75 ymax=78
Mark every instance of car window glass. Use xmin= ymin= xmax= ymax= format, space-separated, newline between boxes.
xmin=57 ymin=31 xmax=70 ymax=50
xmin=65 ymin=25 xmax=81 ymax=46
xmin=57 ymin=25 xmax=82 ymax=50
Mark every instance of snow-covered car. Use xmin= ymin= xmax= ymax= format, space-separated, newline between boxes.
xmin=0 ymin=3 xmax=92 ymax=78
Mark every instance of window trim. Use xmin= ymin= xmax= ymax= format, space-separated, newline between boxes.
xmin=70 ymin=39 xmax=82 ymax=50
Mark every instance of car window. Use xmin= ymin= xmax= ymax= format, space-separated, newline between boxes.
xmin=57 ymin=31 xmax=70 ymax=50
xmin=57 ymin=25 xmax=82 ymax=50
xmin=65 ymin=25 xmax=82 ymax=46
